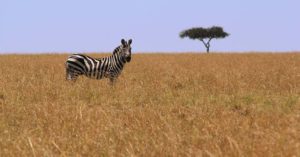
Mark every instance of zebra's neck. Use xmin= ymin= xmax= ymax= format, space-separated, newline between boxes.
xmin=112 ymin=51 xmax=126 ymax=65
xmin=113 ymin=46 xmax=121 ymax=55
xmin=111 ymin=46 xmax=125 ymax=63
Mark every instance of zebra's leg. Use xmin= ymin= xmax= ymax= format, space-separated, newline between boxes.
xmin=65 ymin=63 xmax=70 ymax=80
xmin=66 ymin=69 xmax=79 ymax=82
xmin=109 ymin=77 xmax=116 ymax=86
xmin=71 ymin=71 xmax=82 ymax=82
xmin=66 ymin=68 xmax=72 ymax=80
xmin=66 ymin=63 xmax=75 ymax=81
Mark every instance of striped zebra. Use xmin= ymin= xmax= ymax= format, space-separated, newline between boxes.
xmin=65 ymin=39 xmax=132 ymax=85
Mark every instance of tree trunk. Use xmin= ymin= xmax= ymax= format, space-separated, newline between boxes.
xmin=200 ymin=38 xmax=211 ymax=54
xmin=206 ymin=46 xmax=210 ymax=53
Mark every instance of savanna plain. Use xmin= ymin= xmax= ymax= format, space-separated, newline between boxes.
xmin=0 ymin=53 xmax=299 ymax=157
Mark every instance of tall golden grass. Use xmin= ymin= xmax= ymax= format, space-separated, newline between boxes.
xmin=0 ymin=53 xmax=299 ymax=156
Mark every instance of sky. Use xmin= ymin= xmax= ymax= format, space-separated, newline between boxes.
xmin=0 ymin=0 xmax=299 ymax=53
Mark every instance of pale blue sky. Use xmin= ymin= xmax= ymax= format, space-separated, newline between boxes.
xmin=0 ymin=0 xmax=299 ymax=53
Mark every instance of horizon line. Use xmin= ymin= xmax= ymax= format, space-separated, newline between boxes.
xmin=1 ymin=51 xmax=299 ymax=55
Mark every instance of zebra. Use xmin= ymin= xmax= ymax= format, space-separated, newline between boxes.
xmin=65 ymin=39 xmax=132 ymax=85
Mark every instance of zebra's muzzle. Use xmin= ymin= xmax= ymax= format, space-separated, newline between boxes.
xmin=126 ymin=56 xmax=131 ymax=62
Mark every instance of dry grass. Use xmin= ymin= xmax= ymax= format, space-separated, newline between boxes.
xmin=0 ymin=53 xmax=300 ymax=156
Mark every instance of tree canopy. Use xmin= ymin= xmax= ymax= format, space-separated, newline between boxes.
xmin=179 ymin=26 xmax=229 ymax=53
xmin=180 ymin=26 xmax=229 ymax=40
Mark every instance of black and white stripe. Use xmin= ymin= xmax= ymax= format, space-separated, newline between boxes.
xmin=65 ymin=39 xmax=132 ymax=84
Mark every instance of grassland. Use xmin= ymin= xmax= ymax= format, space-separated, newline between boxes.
xmin=0 ymin=53 xmax=299 ymax=156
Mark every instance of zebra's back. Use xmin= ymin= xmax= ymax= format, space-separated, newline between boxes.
xmin=66 ymin=54 xmax=109 ymax=80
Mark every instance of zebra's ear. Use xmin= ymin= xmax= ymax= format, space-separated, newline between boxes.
xmin=128 ymin=39 xmax=132 ymax=45
xmin=121 ymin=39 xmax=126 ymax=46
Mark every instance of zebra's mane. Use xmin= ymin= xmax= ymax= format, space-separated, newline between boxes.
xmin=112 ymin=45 xmax=122 ymax=55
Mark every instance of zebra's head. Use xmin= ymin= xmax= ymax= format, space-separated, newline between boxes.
xmin=120 ymin=39 xmax=132 ymax=62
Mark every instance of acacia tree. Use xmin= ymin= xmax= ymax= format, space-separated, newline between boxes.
xmin=180 ymin=26 xmax=229 ymax=53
